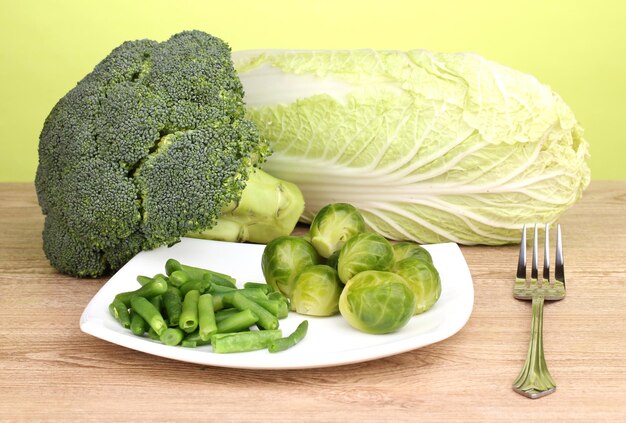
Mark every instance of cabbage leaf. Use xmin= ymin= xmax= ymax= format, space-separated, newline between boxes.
xmin=233 ymin=50 xmax=590 ymax=244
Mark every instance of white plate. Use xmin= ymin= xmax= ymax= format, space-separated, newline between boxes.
xmin=80 ymin=237 xmax=474 ymax=369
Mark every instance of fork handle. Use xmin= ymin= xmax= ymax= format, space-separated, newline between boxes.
xmin=512 ymin=295 xmax=557 ymax=399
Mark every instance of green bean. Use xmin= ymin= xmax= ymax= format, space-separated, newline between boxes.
xmin=214 ymin=308 xmax=240 ymax=323
xmin=136 ymin=275 xmax=154 ymax=286
xmin=108 ymin=298 xmax=131 ymax=328
xmin=198 ymin=294 xmax=218 ymax=341
xmin=181 ymin=330 xmax=212 ymax=348
xmin=211 ymin=330 xmax=283 ymax=353
xmin=179 ymin=289 xmax=200 ymax=333
xmin=149 ymin=294 xmax=163 ymax=313
xmin=162 ymin=286 xmax=182 ymax=326
xmin=224 ymin=292 xmax=279 ymax=330
xmin=115 ymin=278 xmax=168 ymax=307
xmin=147 ymin=327 xmax=160 ymax=341
xmin=254 ymin=298 xmax=289 ymax=319
xmin=268 ymin=291 xmax=290 ymax=306
xmin=169 ymin=270 xmax=191 ymax=287
xmin=204 ymin=273 xmax=237 ymax=289
xmin=209 ymin=284 xmax=237 ymax=294
xmin=165 ymin=259 xmax=236 ymax=286
xmin=130 ymin=310 xmax=148 ymax=336
xmin=243 ymin=282 xmax=273 ymax=294
xmin=160 ymin=327 xmax=185 ymax=346
xmin=268 ymin=320 xmax=309 ymax=353
xmin=179 ymin=279 xmax=211 ymax=297
xmin=238 ymin=288 xmax=269 ymax=301
xmin=130 ymin=296 xmax=167 ymax=336
xmin=216 ymin=309 xmax=259 ymax=333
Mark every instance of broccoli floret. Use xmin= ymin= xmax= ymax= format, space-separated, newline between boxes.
xmin=35 ymin=30 xmax=303 ymax=277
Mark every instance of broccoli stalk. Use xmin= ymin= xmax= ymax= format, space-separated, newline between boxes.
xmin=188 ymin=168 xmax=304 ymax=243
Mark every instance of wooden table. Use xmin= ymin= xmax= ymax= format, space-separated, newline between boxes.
xmin=1 ymin=181 xmax=625 ymax=422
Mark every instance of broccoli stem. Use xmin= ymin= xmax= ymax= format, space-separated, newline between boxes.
xmin=187 ymin=168 xmax=304 ymax=243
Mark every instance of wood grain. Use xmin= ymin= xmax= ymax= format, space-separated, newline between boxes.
xmin=1 ymin=182 xmax=625 ymax=422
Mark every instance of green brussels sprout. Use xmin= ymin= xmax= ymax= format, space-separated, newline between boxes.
xmin=291 ymin=265 xmax=343 ymax=316
xmin=337 ymin=233 xmax=395 ymax=283
xmin=339 ymin=270 xmax=416 ymax=334
xmin=394 ymin=257 xmax=441 ymax=314
xmin=309 ymin=203 xmax=366 ymax=258
xmin=392 ymin=242 xmax=433 ymax=264
xmin=261 ymin=236 xmax=321 ymax=298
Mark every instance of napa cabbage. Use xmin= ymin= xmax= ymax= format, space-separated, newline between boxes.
xmin=233 ymin=49 xmax=590 ymax=244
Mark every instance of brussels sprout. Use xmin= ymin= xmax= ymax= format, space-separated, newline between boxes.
xmin=392 ymin=242 xmax=433 ymax=264
xmin=394 ymin=257 xmax=441 ymax=314
xmin=261 ymin=236 xmax=321 ymax=298
xmin=309 ymin=203 xmax=366 ymax=258
xmin=291 ymin=265 xmax=343 ymax=316
xmin=337 ymin=233 xmax=395 ymax=283
xmin=339 ymin=271 xmax=416 ymax=334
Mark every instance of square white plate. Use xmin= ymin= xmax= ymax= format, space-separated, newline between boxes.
xmin=80 ymin=237 xmax=473 ymax=369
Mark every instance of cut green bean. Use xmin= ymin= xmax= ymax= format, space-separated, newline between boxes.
xmin=268 ymin=291 xmax=290 ymax=305
xmin=181 ymin=330 xmax=212 ymax=348
xmin=160 ymin=327 xmax=185 ymax=346
xmin=179 ymin=279 xmax=211 ymax=297
xmin=268 ymin=320 xmax=309 ymax=353
xmin=115 ymin=278 xmax=168 ymax=307
xmin=169 ymin=270 xmax=191 ymax=287
xmin=147 ymin=327 xmax=160 ymax=341
xmin=136 ymin=275 xmax=154 ymax=286
xmin=214 ymin=308 xmax=240 ymax=323
xmin=237 ymin=288 xmax=269 ymax=301
xmin=224 ymin=292 xmax=279 ymax=330
xmin=254 ymin=298 xmax=289 ymax=319
xmin=130 ymin=296 xmax=167 ymax=336
xmin=243 ymin=282 xmax=273 ymax=294
xmin=162 ymin=286 xmax=182 ymax=326
xmin=149 ymin=294 xmax=163 ymax=313
xmin=108 ymin=298 xmax=131 ymax=329
xmin=130 ymin=310 xmax=148 ymax=336
xmin=198 ymin=294 xmax=218 ymax=341
xmin=216 ymin=309 xmax=259 ymax=333
xmin=165 ymin=259 xmax=236 ymax=286
xmin=209 ymin=284 xmax=237 ymax=294
xmin=211 ymin=330 xmax=283 ymax=353
xmin=179 ymin=289 xmax=200 ymax=333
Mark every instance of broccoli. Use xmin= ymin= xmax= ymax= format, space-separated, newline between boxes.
xmin=35 ymin=30 xmax=304 ymax=277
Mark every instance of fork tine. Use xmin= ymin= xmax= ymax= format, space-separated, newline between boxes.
xmin=543 ymin=224 xmax=550 ymax=283
xmin=555 ymin=224 xmax=565 ymax=286
xmin=516 ymin=224 xmax=527 ymax=280
xmin=531 ymin=224 xmax=539 ymax=281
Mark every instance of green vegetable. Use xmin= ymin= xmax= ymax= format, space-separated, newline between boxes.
xmin=394 ymin=257 xmax=441 ymax=314
xmin=224 ymin=292 xmax=279 ymax=330
xmin=130 ymin=296 xmax=167 ymax=336
xmin=261 ymin=236 xmax=321 ymax=298
xmin=216 ymin=309 xmax=259 ymax=333
xmin=211 ymin=330 xmax=283 ymax=353
xmin=114 ymin=277 xmax=168 ymax=307
xmin=162 ymin=286 xmax=183 ymax=326
xmin=181 ymin=330 xmax=212 ymax=348
xmin=160 ymin=328 xmax=185 ymax=346
xmin=198 ymin=294 xmax=218 ymax=341
xmin=392 ymin=242 xmax=432 ymax=264
xmin=339 ymin=270 xmax=416 ymax=334
xmin=35 ymin=31 xmax=304 ymax=278
xmin=269 ymin=320 xmax=308 ymax=353
xmin=233 ymin=49 xmax=590 ymax=245
xmin=165 ymin=259 xmax=237 ymax=287
xmin=290 ymin=265 xmax=343 ymax=316
xmin=309 ymin=203 xmax=365 ymax=258
xmin=179 ymin=290 xmax=200 ymax=333
xmin=129 ymin=310 xmax=148 ymax=336
xmin=337 ymin=233 xmax=395 ymax=283
xmin=108 ymin=299 xmax=131 ymax=329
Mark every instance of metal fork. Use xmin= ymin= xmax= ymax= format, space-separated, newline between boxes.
xmin=512 ymin=223 xmax=566 ymax=399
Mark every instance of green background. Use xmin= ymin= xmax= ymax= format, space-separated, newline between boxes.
xmin=1 ymin=0 xmax=624 ymax=181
